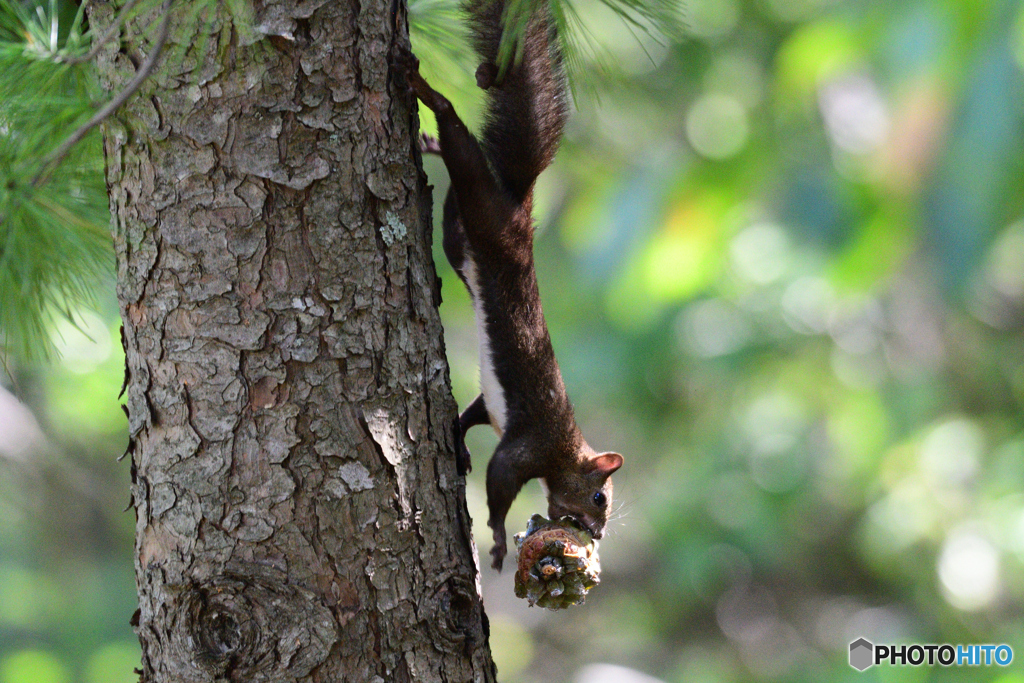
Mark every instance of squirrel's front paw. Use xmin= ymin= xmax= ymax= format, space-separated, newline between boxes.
xmin=453 ymin=416 xmax=472 ymax=475
xmin=490 ymin=540 xmax=507 ymax=572
xmin=489 ymin=525 xmax=507 ymax=571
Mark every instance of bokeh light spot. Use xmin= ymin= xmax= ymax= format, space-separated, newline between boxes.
xmin=677 ymin=299 xmax=752 ymax=358
xmin=781 ymin=277 xmax=836 ymax=334
xmin=920 ymin=417 xmax=982 ymax=489
xmin=51 ymin=311 xmax=112 ymax=375
xmin=577 ymin=663 xmax=667 ymax=683
xmin=0 ymin=650 xmax=69 ymax=683
xmin=686 ymin=94 xmax=749 ymax=160
xmin=730 ymin=222 xmax=790 ymax=285
xmin=685 ymin=0 xmax=740 ymax=41
xmin=984 ymin=220 xmax=1024 ymax=299
xmin=938 ymin=529 xmax=1000 ymax=611
xmin=775 ymin=21 xmax=859 ymax=104
xmin=818 ymin=72 xmax=889 ymax=155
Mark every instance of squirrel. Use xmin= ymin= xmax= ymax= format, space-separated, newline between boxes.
xmin=394 ymin=0 xmax=623 ymax=571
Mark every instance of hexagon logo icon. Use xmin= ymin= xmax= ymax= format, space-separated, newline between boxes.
xmin=849 ymin=638 xmax=874 ymax=671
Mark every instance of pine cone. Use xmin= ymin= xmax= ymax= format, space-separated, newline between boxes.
xmin=513 ymin=514 xmax=601 ymax=610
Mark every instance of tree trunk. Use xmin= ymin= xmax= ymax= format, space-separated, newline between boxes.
xmin=96 ymin=0 xmax=497 ymax=680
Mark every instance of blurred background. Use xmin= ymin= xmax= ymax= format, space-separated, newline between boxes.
xmin=3 ymin=0 xmax=1024 ymax=681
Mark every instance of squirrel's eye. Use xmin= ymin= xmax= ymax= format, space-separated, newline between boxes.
xmin=592 ymin=491 xmax=607 ymax=507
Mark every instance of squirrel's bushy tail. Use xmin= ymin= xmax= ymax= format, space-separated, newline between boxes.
xmin=464 ymin=0 xmax=568 ymax=203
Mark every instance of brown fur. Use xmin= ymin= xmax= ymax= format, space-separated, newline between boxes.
xmin=394 ymin=1 xmax=622 ymax=570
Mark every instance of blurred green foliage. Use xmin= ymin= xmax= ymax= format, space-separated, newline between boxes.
xmin=0 ymin=291 xmax=136 ymax=683
xmin=2 ymin=0 xmax=1024 ymax=682
xmin=427 ymin=0 xmax=1024 ymax=681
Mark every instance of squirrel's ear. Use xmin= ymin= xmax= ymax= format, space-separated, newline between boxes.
xmin=591 ymin=452 xmax=623 ymax=477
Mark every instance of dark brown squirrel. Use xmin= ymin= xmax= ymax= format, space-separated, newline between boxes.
xmin=394 ymin=0 xmax=623 ymax=571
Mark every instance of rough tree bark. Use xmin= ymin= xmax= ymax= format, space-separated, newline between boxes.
xmin=96 ymin=0 xmax=497 ymax=679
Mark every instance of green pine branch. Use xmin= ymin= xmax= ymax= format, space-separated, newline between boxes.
xmin=408 ymin=0 xmax=684 ymax=97
xmin=0 ymin=0 xmax=178 ymax=363
xmin=0 ymin=0 xmax=679 ymax=363
xmin=0 ymin=0 xmax=111 ymax=362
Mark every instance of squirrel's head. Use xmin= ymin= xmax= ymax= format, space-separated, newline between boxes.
xmin=545 ymin=449 xmax=623 ymax=539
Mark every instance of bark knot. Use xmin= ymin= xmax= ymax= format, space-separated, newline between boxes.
xmin=173 ymin=573 xmax=336 ymax=682
xmin=428 ymin=575 xmax=481 ymax=652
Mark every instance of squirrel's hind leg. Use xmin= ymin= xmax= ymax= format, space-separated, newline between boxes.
xmin=393 ymin=46 xmax=504 ymax=236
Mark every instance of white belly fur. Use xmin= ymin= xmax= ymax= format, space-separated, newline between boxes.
xmin=464 ymin=254 xmax=507 ymax=435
